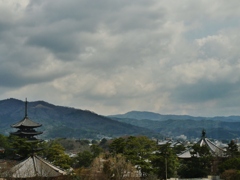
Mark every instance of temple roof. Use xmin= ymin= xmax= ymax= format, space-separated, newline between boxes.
xmin=198 ymin=137 xmax=225 ymax=156
xmin=11 ymin=116 xmax=42 ymax=128
xmin=178 ymin=149 xmax=200 ymax=159
xmin=177 ymin=130 xmax=226 ymax=158
xmin=10 ymin=131 xmax=43 ymax=135
xmin=3 ymin=155 xmax=66 ymax=178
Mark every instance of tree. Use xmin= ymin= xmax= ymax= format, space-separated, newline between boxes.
xmin=109 ymin=137 xmax=126 ymax=155
xmin=226 ymin=140 xmax=239 ymax=158
xmin=89 ymin=153 xmax=140 ymax=180
xmin=178 ymin=144 xmax=213 ymax=178
xmin=74 ymin=150 xmax=94 ymax=168
xmin=0 ymin=134 xmax=10 ymax=158
xmin=90 ymin=144 xmax=103 ymax=158
xmin=219 ymin=158 xmax=240 ymax=173
xmin=43 ymin=142 xmax=72 ymax=169
xmin=172 ymin=144 xmax=186 ymax=154
xmin=220 ymin=169 xmax=240 ymax=180
xmin=8 ymin=135 xmax=33 ymax=159
xmin=123 ymin=136 xmax=156 ymax=178
xmin=151 ymin=143 xmax=179 ymax=179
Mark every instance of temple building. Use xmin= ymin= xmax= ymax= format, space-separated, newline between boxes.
xmin=10 ymin=99 xmax=43 ymax=142
xmin=2 ymin=99 xmax=67 ymax=179
xmin=178 ymin=130 xmax=226 ymax=159
xmin=3 ymin=155 xmax=67 ymax=178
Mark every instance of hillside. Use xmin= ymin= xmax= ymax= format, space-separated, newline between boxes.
xmin=2 ymin=99 xmax=240 ymax=141
xmin=110 ymin=111 xmax=240 ymax=140
xmin=108 ymin=111 xmax=206 ymax=121
xmin=0 ymin=98 xmax=155 ymax=139
xmin=109 ymin=111 xmax=240 ymax=122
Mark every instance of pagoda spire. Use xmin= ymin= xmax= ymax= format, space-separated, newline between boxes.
xmin=25 ymin=98 xmax=28 ymax=117
xmin=11 ymin=98 xmax=43 ymax=142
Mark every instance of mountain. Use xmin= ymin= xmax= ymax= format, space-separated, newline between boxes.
xmin=109 ymin=111 xmax=240 ymax=122
xmin=108 ymin=111 xmax=207 ymax=121
xmin=109 ymin=111 xmax=240 ymax=140
xmin=0 ymin=98 xmax=155 ymax=139
xmin=2 ymin=99 xmax=240 ymax=141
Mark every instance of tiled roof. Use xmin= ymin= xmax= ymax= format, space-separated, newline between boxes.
xmin=198 ymin=138 xmax=225 ymax=156
xmin=11 ymin=116 xmax=42 ymax=128
xmin=177 ymin=148 xmax=200 ymax=158
xmin=178 ymin=137 xmax=226 ymax=158
xmin=3 ymin=155 xmax=66 ymax=178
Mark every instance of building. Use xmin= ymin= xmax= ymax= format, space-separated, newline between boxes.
xmin=2 ymin=99 xmax=67 ymax=179
xmin=10 ymin=99 xmax=43 ymax=142
xmin=178 ymin=130 xmax=226 ymax=159
xmin=2 ymin=155 xmax=67 ymax=179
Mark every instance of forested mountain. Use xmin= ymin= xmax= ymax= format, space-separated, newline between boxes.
xmin=1 ymin=98 xmax=240 ymax=140
xmin=109 ymin=110 xmax=240 ymax=122
xmin=109 ymin=111 xmax=240 ymax=140
xmin=0 ymin=98 xmax=154 ymax=139
xmin=108 ymin=110 xmax=205 ymax=121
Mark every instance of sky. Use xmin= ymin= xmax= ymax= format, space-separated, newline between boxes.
xmin=1 ymin=0 xmax=240 ymax=117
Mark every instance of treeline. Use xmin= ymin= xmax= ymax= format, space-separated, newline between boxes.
xmin=0 ymin=135 xmax=240 ymax=179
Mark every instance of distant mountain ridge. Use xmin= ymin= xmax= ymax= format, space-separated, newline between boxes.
xmin=1 ymin=98 xmax=240 ymax=140
xmin=109 ymin=110 xmax=240 ymax=122
xmin=0 ymin=98 xmax=154 ymax=139
xmin=108 ymin=110 xmax=205 ymax=121
xmin=109 ymin=111 xmax=240 ymax=140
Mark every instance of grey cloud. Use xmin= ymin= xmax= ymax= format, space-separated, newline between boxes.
xmin=1 ymin=0 xmax=240 ymax=116
xmin=171 ymin=79 xmax=239 ymax=103
xmin=0 ymin=70 xmax=63 ymax=88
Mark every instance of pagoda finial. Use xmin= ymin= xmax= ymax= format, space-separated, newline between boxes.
xmin=202 ymin=129 xmax=206 ymax=138
xmin=25 ymin=98 xmax=28 ymax=117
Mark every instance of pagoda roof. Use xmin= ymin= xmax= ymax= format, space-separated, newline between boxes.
xmin=10 ymin=131 xmax=43 ymax=136
xmin=2 ymin=155 xmax=67 ymax=178
xmin=11 ymin=116 xmax=42 ymax=128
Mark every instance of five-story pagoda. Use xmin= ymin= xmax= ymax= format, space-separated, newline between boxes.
xmin=10 ymin=99 xmax=43 ymax=142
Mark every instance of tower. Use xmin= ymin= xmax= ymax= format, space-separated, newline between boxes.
xmin=10 ymin=99 xmax=43 ymax=142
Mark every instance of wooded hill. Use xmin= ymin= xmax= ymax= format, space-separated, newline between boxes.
xmin=0 ymin=98 xmax=154 ymax=139
xmin=1 ymin=98 xmax=240 ymax=140
xmin=110 ymin=111 xmax=240 ymax=140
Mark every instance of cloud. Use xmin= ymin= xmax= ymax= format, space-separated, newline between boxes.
xmin=1 ymin=0 xmax=240 ymax=116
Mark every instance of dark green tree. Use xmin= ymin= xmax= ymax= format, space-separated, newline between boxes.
xmin=8 ymin=135 xmax=33 ymax=159
xmin=43 ymin=142 xmax=72 ymax=169
xmin=178 ymin=144 xmax=213 ymax=178
xmin=219 ymin=158 xmax=240 ymax=173
xmin=172 ymin=144 xmax=186 ymax=154
xmin=226 ymin=140 xmax=239 ymax=158
xmin=151 ymin=143 xmax=179 ymax=179
xmin=109 ymin=137 xmax=126 ymax=155
xmin=0 ymin=134 xmax=10 ymax=158
xmin=90 ymin=144 xmax=103 ymax=158
xmin=74 ymin=150 xmax=94 ymax=168
xmin=123 ymin=136 xmax=156 ymax=178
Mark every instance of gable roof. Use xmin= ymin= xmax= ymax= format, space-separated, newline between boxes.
xmin=3 ymin=155 xmax=66 ymax=178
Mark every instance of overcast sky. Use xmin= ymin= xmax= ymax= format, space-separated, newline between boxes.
xmin=1 ymin=0 xmax=240 ymax=117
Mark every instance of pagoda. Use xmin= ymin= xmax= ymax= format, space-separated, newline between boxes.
xmin=10 ymin=99 xmax=43 ymax=142
xmin=3 ymin=99 xmax=67 ymax=179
